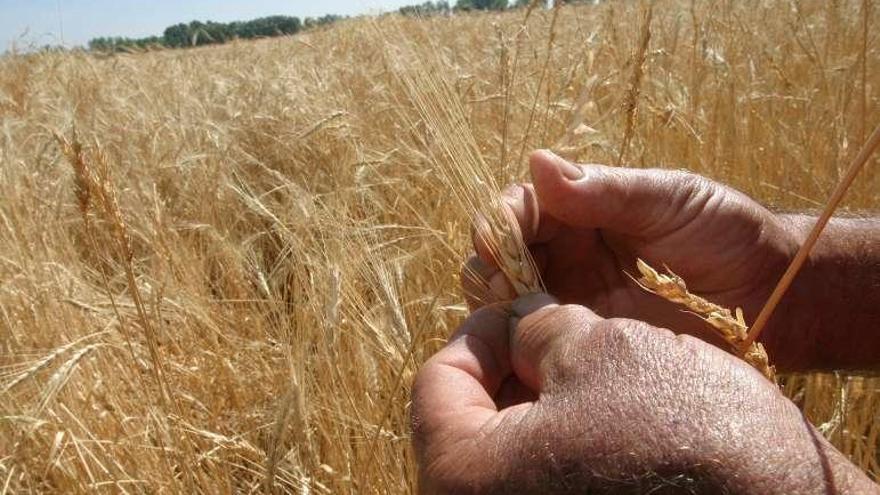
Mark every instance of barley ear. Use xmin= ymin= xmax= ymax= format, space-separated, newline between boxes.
xmin=634 ymin=258 xmax=776 ymax=383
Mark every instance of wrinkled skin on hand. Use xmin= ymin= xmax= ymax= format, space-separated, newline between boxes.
xmin=463 ymin=150 xmax=799 ymax=366
xmin=414 ymin=151 xmax=880 ymax=493
xmin=411 ymin=296 xmax=877 ymax=494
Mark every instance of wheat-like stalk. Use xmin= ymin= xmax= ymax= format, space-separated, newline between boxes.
xmin=2 ymin=344 xmax=74 ymax=394
xmin=1 ymin=330 xmax=109 ymax=394
xmin=34 ymin=343 xmax=104 ymax=415
xmin=474 ymin=205 xmax=542 ymax=296
xmin=386 ymin=24 xmax=544 ymax=297
xmin=616 ymin=0 xmax=653 ymax=166
xmin=634 ymin=259 xmax=776 ymax=382
xmin=55 ymin=132 xmax=206 ymax=491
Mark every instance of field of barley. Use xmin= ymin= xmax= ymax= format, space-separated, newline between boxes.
xmin=0 ymin=0 xmax=878 ymax=492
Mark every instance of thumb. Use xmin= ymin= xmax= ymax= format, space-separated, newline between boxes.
xmin=509 ymin=293 xmax=601 ymax=391
xmin=529 ymin=149 xmax=711 ymax=237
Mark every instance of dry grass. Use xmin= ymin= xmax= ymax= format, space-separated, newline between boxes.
xmin=0 ymin=0 xmax=878 ymax=492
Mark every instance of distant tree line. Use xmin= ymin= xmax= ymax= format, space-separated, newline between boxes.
xmin=88 ymin=15 xmax=340 ymax=52
xmin=397 ymin=1 xmax=451 ymax=16
xmin=89 ymin=1 xmax=598 ymax=52
xmin=396 ymin=0 xmax=597 ymax=16
xmin=395 ymin=0 xmax=525 ymax=15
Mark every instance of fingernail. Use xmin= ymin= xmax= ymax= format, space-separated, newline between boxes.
xmin=511 ymin=292 xmax=558 ymax=317
xmin=541 ymin=149 xmax=583 ymax=180
xmin=558 ymin=159 xmax=584 ymax=181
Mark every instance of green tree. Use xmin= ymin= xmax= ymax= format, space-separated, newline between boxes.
xmin=455 ymin=0 xmax=508 ymax=10
xmin=399 ymin=1 xmax=451 ymax=16
xmin=303 ymin=14 xmax=344 ymax=29
xmin=162 ymin=23 xmax=189 ymax=47
xmin=91 ymin=13 xmax=309 ymax=52
xmin=512 ymin=0 xmax=548 ymax=7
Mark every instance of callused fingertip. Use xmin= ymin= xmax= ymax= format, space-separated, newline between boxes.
xmin=511 ymin=292 xmax=558 ymax=317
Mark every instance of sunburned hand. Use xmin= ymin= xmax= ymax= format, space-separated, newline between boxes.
xmin=464 ymin=150 xmax=800 ymax=368
xmin=411 ymin=294 xmax=878 ymax=494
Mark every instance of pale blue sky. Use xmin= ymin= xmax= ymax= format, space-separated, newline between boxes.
xmin=0 ymin=0 xmax=417 ymax=49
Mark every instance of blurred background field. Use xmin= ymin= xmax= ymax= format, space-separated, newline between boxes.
xmin=0 ymin=0 xmax=878 ymax=492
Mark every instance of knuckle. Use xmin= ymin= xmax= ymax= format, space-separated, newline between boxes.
xmin=589 ymin=318 xmax=654 ymax=353
xmin=668 ymin=169 xmax=717 ymax=198
xmin=555 ymin=303 xmax=583 ymax=319
xmin=595 ymin=317 xmax=641 ymax=335
xmin=669 ymin=168 xmax=707 ymax=187
xmin=551 ymin=303 xmax=593 ymax=326
xmin=656 ymin=170 xmax=721 ymax=227
xmin=519 ymin=304 xmax=582 ymax=348
xmin=544 ymin=344 xmax=580 ymax=384
xmin=540 ymin=306 xmax=593 ymax=374
xmin=517 ymin=303 xmax=562 ymax=331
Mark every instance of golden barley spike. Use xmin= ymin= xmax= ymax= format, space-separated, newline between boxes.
xmin=635 ymin=259 xmax=776 ymax=382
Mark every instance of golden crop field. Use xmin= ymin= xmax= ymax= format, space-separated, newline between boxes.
xmin=1 ymin=0 xmax=878 ymax=492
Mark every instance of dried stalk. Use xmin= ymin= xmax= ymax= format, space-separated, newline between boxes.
xmin=616 ymin=1 xmax=653 ymax=166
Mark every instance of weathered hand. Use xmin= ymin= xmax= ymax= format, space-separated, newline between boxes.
xmin=411 ymin=295 xmax=877 ymax=494
xmin=464 ymin=150 xmax=797 ymax=364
